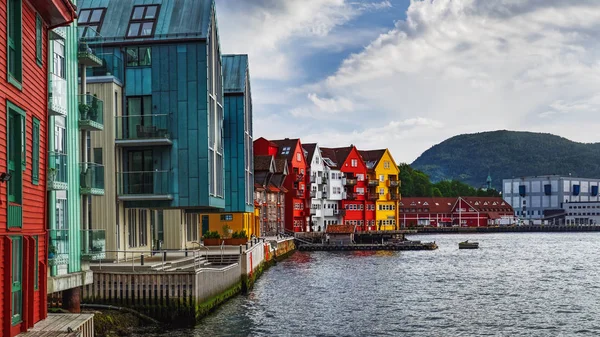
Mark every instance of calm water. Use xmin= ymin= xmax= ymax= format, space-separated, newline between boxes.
xmin=144 ymin=233 xmax=600 ymax=336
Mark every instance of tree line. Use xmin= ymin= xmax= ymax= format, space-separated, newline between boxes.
xmin=398 ymin=164 xmax=500 ymax=198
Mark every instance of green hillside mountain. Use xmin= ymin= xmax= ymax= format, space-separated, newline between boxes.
xmin=411 ymin=130 xmax=600 ymax=189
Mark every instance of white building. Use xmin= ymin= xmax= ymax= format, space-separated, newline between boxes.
xmin=563 ymin=201 xmax=600 ymax=226
xmin=304 ymin=144 xmax=343 ymax=231
xmin=503 ymin=175 xmax=600 ymax=222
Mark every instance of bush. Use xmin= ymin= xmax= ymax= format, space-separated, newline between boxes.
xmin=202 ymin=231 xmax=220 ymax=239
xmin=231 ymin=230 xmax=247 ymax=239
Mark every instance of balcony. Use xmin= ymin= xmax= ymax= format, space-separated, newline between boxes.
xmin=88 ymin=53 xmax=124 ymax=82
xmin=295 ymin=190 xmax=305 ymax=198
xmin=389 ymin=193 xmax=400 ymax=201
xmin=48 ymin=229 xmax=69 ymax=267
xmin=81 ymin=229 xmax=106 ymax=261
xmin=78 ymin=27 xmax=103 ymax=67
xmin=368 ymin=179 xmax=380 ymax=187
xmin=344 ymin=178 xmax=357 ymax=186
xmin=310 ymin=208 xmax=317 ymax=215
xmin=295 ymin=174 xmax=305 ymax=183
xmin=388 ymin=180 xmax=400 ymax=188
xmin=78 ymin=94 xmax=104 ymax=131
xmin=346 ymin=192 xmax=357 ymax=200
xmin=310 ymin=190 xmax=318 ymax=198
xmin=47 ymin=152 xmax=68 ymax=191
xmin=49 ymin=73 xmax=67 ymax=117
xmin=322 ymin=176 xmax=328 ymax=184
xmin=118 ymin=171 xmax=173 ymax=201
xmin=334 ymin=209 xmax=345 ymax=216
xmin=323 ymin=209 xmax=334 ymax=217
xmin=115 ymin=115 xmax=173 ymax=147
xmin=80 ymin=163 xmax=105 ymax=195
xmin=322 ymin=191 xmax=328 ymax=199
xmin=368 ymin=193 xmax=380 ymax=201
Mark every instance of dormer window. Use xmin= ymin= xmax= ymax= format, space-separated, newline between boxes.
xmin=281 ymin=147 xmax=290 ymax=155
xmin=127 ymin=5 xmax=160 ymax=38
xmin=79 ymin=8 xmax=106 ymax=37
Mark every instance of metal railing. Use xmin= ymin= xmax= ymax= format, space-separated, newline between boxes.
xmin=88 ymin=52 xmax=124 ymax=81
xmin=117 ymin=171 xmax=171 ymax=196
xmin=115 ymin=114 xmax=171 ymax=141
xmin=81 ymin=229 xmax=106 ymax=261
xmin=80 ymin=163 xmax=105 ymax=191
xmin=48 ymin=229 xmax=69 ymax=267
xmin=49 ymin=73 xmax=67 ymax=116
xmin=48 ymin=152 xmax=68 ymax=187
xmin=94 ymin=249 xmax=211 ymax=272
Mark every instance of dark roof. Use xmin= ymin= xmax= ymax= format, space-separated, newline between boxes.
xmin=254 ymin=155 xmax=274 ymax=172
xmin=222 ymin=54 xmax=248 ymax=93
xmin=302 ymin=143 xmax=317 ymax=162
xmin=274 ymin=159 xmax=288 ymax=174
xmin=399 ymin=198 xmax=457 ymax=213
xmin=78 ymin=0 xmax=213 ymax=43
xmin=320 ymin=147 xmax=339 ymax=168
xmin=321 ymin=146 xmax=354 ymax=167
xmin=359 ymin=150 xmax=386 ymax=171
xmin=271 ymin=139 xmax=300 ymax=161
xmin=326 ymin=225 xmax=355 ymax=234
xmin=460 ymin=197 xmax=513 ymax=212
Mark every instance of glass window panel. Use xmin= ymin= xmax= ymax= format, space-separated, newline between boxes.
xmin=143 ymin=96 xmax=152 ymax=115
xmin=90 ymin=9 xmax=103 ymax=23
xmin=127 ymin=97 xmax=142 ymax=115
xmin=139 ymin=47 xmax=151 ymax=66
xmin=79 ymin=10 xmax=90 ymax=23
xmin=145 ymin=6 xmax=158 ymax=19
xmin=126 ymin=47 xmax=139 ymax=66
xmin=132 ymin=7 xmax=144 ymax=20
xmin=141 ymin=22 xmax=154 ymax=36
xmin=127 ymin=23 xmax=140 ymax=37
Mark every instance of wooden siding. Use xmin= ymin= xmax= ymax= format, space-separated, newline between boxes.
xmin=89 ymin=80 xmax=122 ymax=259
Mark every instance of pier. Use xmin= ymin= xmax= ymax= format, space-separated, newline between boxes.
xmin=298 ymin=242 xmax=438 ymax=251
xmin=408 ymin=225 xmax=600 ymax=233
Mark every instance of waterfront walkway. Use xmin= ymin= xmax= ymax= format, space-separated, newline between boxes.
xmin=18 ymin=314 xmax=94 ymax=337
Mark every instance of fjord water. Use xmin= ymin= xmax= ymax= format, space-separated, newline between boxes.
xmin=152 ymin=233 xmax=600 ymax=336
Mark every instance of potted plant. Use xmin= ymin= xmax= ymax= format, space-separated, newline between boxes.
xmin=225 ymin=230 xmax=248 ymax=245
xmin=222 ymin=225 xmax=232 ymax=239
xmin=79 ymin=101 xmax=91 ymax=120
xmin=48 ymin=167 xmax=58 ymax=185
xmin=90 ymin=94 xmax=99 ymax=121
xmin=202 ymin=231 xmax=221 ymax=246
xmin=48 ymin=245 xmax=57 ymax=260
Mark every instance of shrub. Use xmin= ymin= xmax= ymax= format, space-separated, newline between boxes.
xmin=202 ymin=231 xmax=220 ymax=239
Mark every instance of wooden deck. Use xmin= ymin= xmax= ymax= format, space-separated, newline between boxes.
xmin=18 ymin=314 xmax=94 ymax=337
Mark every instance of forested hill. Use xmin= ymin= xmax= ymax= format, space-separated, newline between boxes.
xmin=411 ymin=130 xmax=600 ymax=189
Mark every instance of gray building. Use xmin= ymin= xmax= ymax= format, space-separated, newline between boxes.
xmin=503 ymin=176 xmax=600 ymax=221
xmin=563 ymin=201 xmax=600 ymax=225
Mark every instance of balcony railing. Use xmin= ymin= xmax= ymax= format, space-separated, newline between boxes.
xmin=48 ymin=229 xmax=69 ymax=267
xmin=346 ymin=192 xmax=357 ymax=200
xmin=115 ymin=114 xmax=172 ymax=147
xmin=48 ymin=152 xmax=68 ymax=190
xmin=388 ymin=180 xmax=400 ymax=188
xmin=334 ymin=209 xmax=345 ymax=216
xmin=81 ymin=229 xmax=106 ymax=261
xmin=368 ymin=193 xmax=380 ymax=201
xmin=295 ymin=174 xmax=304 ymax=183
xmin=310 ymin=190 xmax=317 ymax=198
xmin=78 ymin=27 xmax=103 ymax=67
xmin=295 ymin=190 xmax=305 ymax=198
xmin=117 ymin=171 xmax=173 ymax=201
xmin=49 ymin=73 xmax=67 ymax=117
xmin=322 ymin=176 xmax=328 ymax=184
xmin=323 ymin=209 xmax=334 ymax=217
xmin=310 ymin=208 xmax=317 ymax=215
xmin=80 ymin=163 xmax=105 ymax=195
xmin=88 ymin=52 xmax=124 ymax=82
xmin=368 ymin=179 xmax=380 ymax=187
xmin=344 ymin=178 xmax=357 ymax=186
xmin=78 ymin=94 xmax=104 ymax=131
xmin=389 ymin=193 xmax=400 ymax=200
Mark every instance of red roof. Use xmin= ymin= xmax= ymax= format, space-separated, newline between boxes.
xmin=460 ymin=197 xmax=513 ymax=213
xmin=326 ymin=225 xmax=355 ymax=234
xmin=399 ymin=197 xmax=456 ymax=213
xmin=268 ymin=185 xmax=280 ymax=192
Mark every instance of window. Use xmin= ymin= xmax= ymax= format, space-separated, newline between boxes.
xmin=127 ymin=5 xmax=160 ymax=38
xmin=186 ymin=213 xmax=198 ymax=241
xmin=78 ymin=8 xmax=106 ymax=37
xmin=36 ymin=14 xmax=42 ymax=66
xmin=379 ymin=174 xmax=384 ymax=182
xmin=128 ymin=209 xmax=147 ymax=247
xmin=296 ymin=153 xmax=301 ymax=162
xmin=7 ymin=102 xmax=24 ymax=209
xmin=351 ymin=159 xmax=358 ymax=167
xmin=379 ymin=188 xmax=385 ymax=195
xmin=7 ymin=0 xmax=22 ymax=87
xmin=53 ymin=40 xmax=65 ymax=78
xmin=32 ymin=118 xmax=40 ymax=185
xmin=281 ymin=147 xmax=291 ymax=155
xmin=384 ymin=161 xmax=390 ymax=169
xmin=126 ymin=47 xmax=152 ymax=67
xmin=220 ymin=214 xmax=233 ymax=221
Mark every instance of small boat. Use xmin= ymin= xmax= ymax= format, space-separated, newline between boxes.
xmin=459 ymin=240 xmax=479 ymax=249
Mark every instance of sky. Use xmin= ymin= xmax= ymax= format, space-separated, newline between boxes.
xmin=216 ymin=0 xmax=600 ymax=164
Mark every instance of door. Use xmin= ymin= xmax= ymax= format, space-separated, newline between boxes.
xmin=202 ymin=215 xmax=209 ymax=237
xmin=11 ymin=236 xmax=22 ymax=325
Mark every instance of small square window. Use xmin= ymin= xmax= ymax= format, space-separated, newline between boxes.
xmin=127 ymin=5 xmax=160 ymax=38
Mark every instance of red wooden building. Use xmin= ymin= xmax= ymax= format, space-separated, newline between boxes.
xmin=399 ymin=197 xmax=515 ymax=227
xmin=254 ymin=138 xmax=308 ymax=232
xmin=0 ymin=1 xmax=75 ymax=336
xmin=322 ymin=146 xmax=375 ymax=231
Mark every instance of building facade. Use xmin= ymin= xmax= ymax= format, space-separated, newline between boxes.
xmin=399 ymin=197 xmax=514 ymax=227
xmin=254 ymin=155 xmax=288 ymax=235
xmin=254 ymin=138 xmax=308 ymax=232
xmin=360 ymin=149 xmax=400 ymax=231
xmin=79 ymin=0 xmax=230 ymax=256
xmin=563 ymin=201 xmax=600 ymax=226
xmin=503 ymin=176 xmax=600 ymax=222
xmin=0 ymin=0 xmax=76 ymax=336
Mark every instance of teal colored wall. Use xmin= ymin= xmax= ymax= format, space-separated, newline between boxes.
xmin=224 ymin=94 xmax=252 ymax=213
xmin=122 ymin=42 xmax=226 ymax=210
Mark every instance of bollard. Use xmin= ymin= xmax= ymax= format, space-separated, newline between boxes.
xmin=185 ymin=249 xmax=188 ymax=257
xmin=163 ymin=251 xmax=167 ymax=261
xmin=239 ymin=245 xmax=243 ymax=254
xmin=141 ymin=254 xmax=145 ymax=266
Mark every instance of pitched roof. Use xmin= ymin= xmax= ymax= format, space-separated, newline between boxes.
xmin=254 ymin=155 xmax=274 ymax=172
xmin=267 ymin=184 xmax=280 ymax=193
xmin=320 ymin=147 xmax=339 ymax=168
xmin=222 ymin=54 xmax=248 ymax=93
xmin=302 ymin=143 xmax=317 ymax=163
xmin=79 ymin=0 xmax=213 ymax=43
xmin=321 ymin=146 xmax=354 ymax=167
xmin=399 ymin=198 xmax=457 ymax=213
xmin=359 ymin=150 xmax=386 ymax=171
xmin=460 ymin=197 xmax=513 ymax=212
xmin=326 ymin=225 xmax=355 ymax=234
xmin=271 ymin=138 xmax=300 ymax=161
xmin=274 ymin=159 xmax=288 ymax=174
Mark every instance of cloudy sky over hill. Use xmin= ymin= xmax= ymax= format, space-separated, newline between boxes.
xmin=216 ymin=0 xmax=600 ymax=163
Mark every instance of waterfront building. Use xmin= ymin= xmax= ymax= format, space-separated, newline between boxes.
xmin=200 ymin=54 xmax=256 ymax=238
xmin=562 ymin=201 xmax=600 ymax=226
xmin=254 ymin=155 xmax=288 ymax=235
xmin=0 ymin=0 xmax=76 ymax=335
xmin=303 ymin=143 xmax=341 ymax=232
xmin=79 ymin=0 xmax=230 ymax=257
xmin=502 ymin=176 xmax=600 ymax=223
xmin=399 ymin=197 xmax=514 ymax=227
xmin=254 ymin=138 xmax=308 ymax=232
xmin=359 ymin=149 xmax=401 ymax=231
xmin=321 ymin=146 xmax=374 ymax=231
xmin=325 ymin=225 xmax=355 ymax=245
xmin=319 ymin=147 xmax=345 ymax=226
